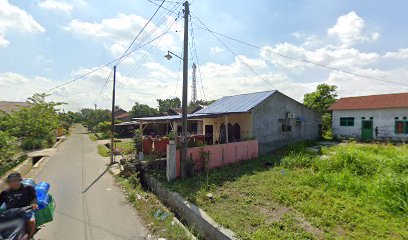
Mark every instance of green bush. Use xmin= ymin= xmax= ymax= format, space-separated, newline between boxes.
xmin=281 ymin=152 xmax=315 ymax=169
xmin=21 ymin=137 xmax=48 ymax=150
xmin=377 ymin=174 xmax=408 ymax=213
xmin=94 ymin=121 xmax=111 ymax=137
xmin=59 ymin=121 xmax=71 ymax=131
xmin=0 ymin=131 xmax=18 ymax=163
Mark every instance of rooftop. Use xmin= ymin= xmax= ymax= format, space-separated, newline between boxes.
xmin=329 ymin=92 xmax=408 ymax=110
xmin=196 ymin=90 xmax=276 ymax=114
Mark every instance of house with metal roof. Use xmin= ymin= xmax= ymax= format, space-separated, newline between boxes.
xmin=134 ymin=90 xmax=322 ymax=154
xmin=329 ymin=92 xmax=408 ymax=141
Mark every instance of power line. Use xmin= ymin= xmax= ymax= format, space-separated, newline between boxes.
xmin=192 ymin=15 xmax=277 ymax=89
xmin=191 ymin=16 xmax=408 ymax=87
xmin=93 ymin=67 xmax=114 ymax=105
xmin=47 ymin=30 xmax=174 ymax=92
xmin=127 ymin=2 xmax=182 ymax=78
xmin=116 ymin=0 xmax=167 ymax=66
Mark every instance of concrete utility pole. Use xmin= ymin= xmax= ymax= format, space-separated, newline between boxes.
xmin=180 ymin=1 xmax=189 ymax=179
xmin=110 ymin=65 xmax=117 ymax=165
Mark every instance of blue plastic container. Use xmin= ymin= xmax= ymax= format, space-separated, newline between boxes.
xmin=35 ymin=182 xmax=50 ymax=203
xmin=22 ymin=178 xmax=36 ymax=187
xmin=38 ymin=194 xmax=51 ymax=209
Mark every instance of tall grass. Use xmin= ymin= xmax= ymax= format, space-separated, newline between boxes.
xmin=281 ymin=142 xmax=408 ymax=215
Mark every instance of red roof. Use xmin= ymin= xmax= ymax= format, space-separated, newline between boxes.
xmin=329 ymin=92 xmax=408 ymax=110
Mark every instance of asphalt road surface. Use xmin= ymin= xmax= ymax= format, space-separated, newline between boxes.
xmin=35 ymin=125 xmax=148 ymax=240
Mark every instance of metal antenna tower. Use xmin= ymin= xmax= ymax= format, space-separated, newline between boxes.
xmin=191 ymin=63 xmax=197 ymax=103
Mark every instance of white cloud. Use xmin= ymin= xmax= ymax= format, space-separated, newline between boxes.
xmin=328 ymin=11 xmax=379 ymax=47
xmin=210 ymin=47 xmax=225 ymax=54
xmin=63 ymin=14 xmax=180 ymax=59
xmin=38 ymin=0 xmax=73 ymax=12
xmin=0 ymin=0 xmax=45 ymax=47
xmin=383 ymin=48 xmax=408 ymax=59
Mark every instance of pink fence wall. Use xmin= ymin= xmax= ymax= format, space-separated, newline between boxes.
xmin=175 ymin=140 xmax=258 ymax=177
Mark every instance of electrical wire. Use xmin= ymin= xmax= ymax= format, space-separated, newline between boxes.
xmin=93 ymin=67 xmax=114 ymax=105
xmin=192 ymin=15 xmax=277 ymax=89
xmin=116 ymin=0 xmax=167 ymax=66
xmin=127 ymin=1 xmax=182 ymax=78
xmin=47 ymin=30 xmax=174 ymax=92
xmin=191 ymin=16 xmax=408 ymax=87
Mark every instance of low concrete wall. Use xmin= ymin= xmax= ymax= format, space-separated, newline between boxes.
xmin=142 ymin=173 xmax=237 ymax=240
xmin=176 ymin=140 xmax=258 ymax=177
xmin=0 ymin=159 xmax=33 ymax=191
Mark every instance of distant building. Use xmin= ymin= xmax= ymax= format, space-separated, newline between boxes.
xmin=113 ymin=108 xmax=129 ymax=121
xmin=329 ymin=92 xmax=408 ymax=141
xmin=0 ymin=101 xmax=30 ymax=114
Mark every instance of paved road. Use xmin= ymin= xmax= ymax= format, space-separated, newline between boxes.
xmin=35 ymin=125 xmax=148 ymax=240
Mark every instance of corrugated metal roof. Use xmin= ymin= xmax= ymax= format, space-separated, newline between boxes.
xmin=329 ymin=92 xmax=408 ymax=110
xmin=133 ymin=114 xmax=209 ymax=122
xmin=196 ymin=91 xmax=276 ymax=114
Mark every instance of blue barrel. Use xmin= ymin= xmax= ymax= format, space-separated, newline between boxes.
xmin=35 ymin=182 xmax=50 ymax=203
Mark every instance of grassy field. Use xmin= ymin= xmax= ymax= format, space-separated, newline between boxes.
xmin=97 ymin=144 xmax=110 ymax=157
xmin=154 ymin=142 xmax=407 ymax=239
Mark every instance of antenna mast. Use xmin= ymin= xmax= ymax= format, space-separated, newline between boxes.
xmin=191 ymin=63 xmax=197 ymax=103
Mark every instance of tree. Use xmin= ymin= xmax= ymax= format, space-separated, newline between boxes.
xmin=303 ymin=84 xmax=337 ymax=113
xmin=0 ymin=93 xmax=64 ymax=150
xmin=189 ymin=99 xmax=216 ymax=108
xmin=128 ymin=102 xmax=159 ymax=119
xmin=0 ymin=131 xmax=18 ymax=164
xmin=303 ymin=84 xmax=338 ymax=139
xmin=157 ymin=98 xmax=181 ymax=112
xmin=80 ymin=108 xmax=111 ymax=131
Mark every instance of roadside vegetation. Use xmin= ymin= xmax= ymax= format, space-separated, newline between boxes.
xmin=0 ymin=93 xmax=75 ymax=176
xmin=116 ymin=175 xmax=195 ymax=240
xmin=153 ymin=142 xmax=407 ymax=239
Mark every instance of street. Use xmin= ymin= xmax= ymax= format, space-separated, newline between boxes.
xmin=35 ymin=125 xmax=148 ymax=240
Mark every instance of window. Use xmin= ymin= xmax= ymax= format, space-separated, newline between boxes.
xmin=340 ymin=117 xmax=354 ymax=126
xmin=282 ymin=124 xmax=292 ymax=132
xmin=395 ymin=121 xmax=408 ymax=134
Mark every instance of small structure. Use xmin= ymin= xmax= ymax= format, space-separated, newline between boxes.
xmin=329 ymin=92 xmax=408 ymax=141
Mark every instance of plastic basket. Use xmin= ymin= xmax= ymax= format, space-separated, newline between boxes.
xmin=34 ymin=195 xmax=55 ymax=227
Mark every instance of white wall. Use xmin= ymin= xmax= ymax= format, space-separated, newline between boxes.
xmin=332 ymin=108 xmax=408 ymax=140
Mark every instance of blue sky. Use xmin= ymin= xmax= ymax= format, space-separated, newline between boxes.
xmin=1 ymin=0 xmax=408 ymax=111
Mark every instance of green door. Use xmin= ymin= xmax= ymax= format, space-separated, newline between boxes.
xmin=361 ymin=120 xmax=373 ymax=141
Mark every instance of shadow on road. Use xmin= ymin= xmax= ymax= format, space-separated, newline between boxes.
xmin=82 ymin=166 xmax=110 ymax=194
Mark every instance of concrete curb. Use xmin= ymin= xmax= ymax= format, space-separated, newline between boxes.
xmin=141 ymin=173 xmax=238 ymax=240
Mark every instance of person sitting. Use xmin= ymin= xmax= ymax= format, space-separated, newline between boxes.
xmin=0 ymin=172 xmax=38 ymax=239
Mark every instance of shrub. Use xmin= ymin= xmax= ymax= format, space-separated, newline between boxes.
xmin=95 ymin=121 xmax=111 ymax=137
xmin=0 ymin=131 xmax=18 ymax=163
xmin=281 ymin=152 xmax=315 ymax=169
xmin=377 ymin=174 xmax=408 ymax=214
xmin=59 ymin=121 xmax=71 ymax=131
xmin=21 ymin=137 xmax=48 ymax=150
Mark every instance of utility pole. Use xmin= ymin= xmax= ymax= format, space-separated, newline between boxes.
xmin=110 ymin=65 xmax=117 ymax=165
xmin=180 ymin=1 xmax=189 ymax=179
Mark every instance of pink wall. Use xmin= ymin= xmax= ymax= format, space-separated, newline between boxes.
xmin=175 ymin=140 xmax=258 ymax=177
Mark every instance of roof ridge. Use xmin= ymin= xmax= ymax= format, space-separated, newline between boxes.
xmin=338 ymin=92 xmax=408 ymax=100
xmin=220 ymin=90 xmax=275 ymax=98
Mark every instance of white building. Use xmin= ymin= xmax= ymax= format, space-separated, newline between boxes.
xmin=329 ymin=92 xmax=408 ymax=141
